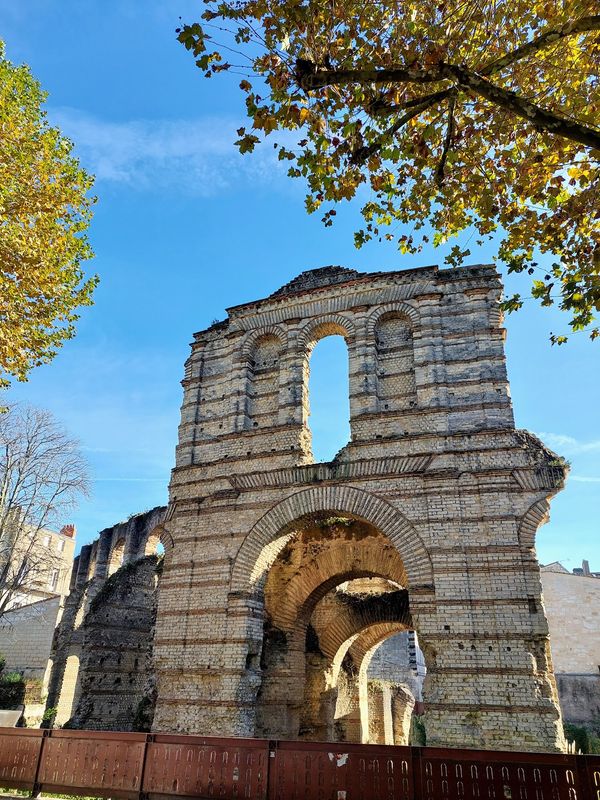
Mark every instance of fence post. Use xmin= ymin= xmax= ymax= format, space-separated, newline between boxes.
xmin=30 ymin=729 xmax=50 ymax=798
xmin=266 ymin=740 xmax=278 ymax=800
xmin=138 ymin=732 xmax=154 ymax=800
xmin=410 ymin=746 xmax=423 ymax=800
xmin=575 ymin=755 xmax=593 ymax=800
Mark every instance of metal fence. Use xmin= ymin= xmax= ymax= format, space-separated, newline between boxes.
xmin=0 ymin=727 xmax=598 ymax=800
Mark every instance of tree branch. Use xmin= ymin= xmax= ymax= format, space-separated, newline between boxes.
xmin=295 ymin=60 xmax=445 ymax=90
xmin=296 ymin=14 xmax=600 ymax=92
xmin=444 ymin=64 xmax=600 ymax=151
xmin=480 ymin=15 xmax=600 ymax=75
xmin=368 ymin=88 xmax=451 ymax=117
xmin=351 ymin=100 xmax=438 ymax=164
xmin=435 ymin=95 xmax=456 ymax=187
xmin=297 ymin=14 xmax=600 ymax=152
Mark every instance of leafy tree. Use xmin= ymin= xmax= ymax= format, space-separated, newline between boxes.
xmin=0 ymin=42 xmax=96 ymax=390
xmin=178 ymin=1 xmax=600 ymax=341
xmin=0 ymin=405 xmax=89 ymax=618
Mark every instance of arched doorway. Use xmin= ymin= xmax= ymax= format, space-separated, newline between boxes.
xmin=233 ymin=502 xmax=432 ymax=743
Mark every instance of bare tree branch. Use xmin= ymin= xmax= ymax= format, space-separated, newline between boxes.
xmin=0 ymin=405 xmax=89 ymax=618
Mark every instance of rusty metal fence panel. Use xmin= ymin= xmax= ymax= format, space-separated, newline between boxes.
xmin=144 ymin=734 xmax=269 ymax=800
xmin=36 ymin=729 xmax=147 ymax=799
xmin=268 ymin=740 xmax=413 ymax=800
xmin=0 ymin=727 xmax=599 ymax=800
xmin=581 ymin=755 xmax=600 ymax=800
xmin=415 ymin=746 xmax=583 ymax=800
xmin=0 ymin=728 xmax=43 ymax=791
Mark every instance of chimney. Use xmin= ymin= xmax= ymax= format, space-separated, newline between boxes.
xmin=60 ymin=524 xmax=76 ymax=539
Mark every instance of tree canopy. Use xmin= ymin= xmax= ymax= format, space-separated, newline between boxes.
xmin=0 ymin=42 xmax=96 ymax=390
xmin=178 ymin=1 xmax=600 ymax=341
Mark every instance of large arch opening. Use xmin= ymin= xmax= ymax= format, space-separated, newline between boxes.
xmin=244 ymin=512 xmax=429 ymax=744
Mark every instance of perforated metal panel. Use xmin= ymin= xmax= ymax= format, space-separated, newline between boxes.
xmin=417 ymin=747 xmax=582 ymax=800
xmin=582 ymin=756 xmax=600 ymax=800
xmin=0 ymin=727 xmax=598 ymax=800
xmin=268 ymin=740 xmax=413 ymax=800
xmin=0 ymin=728 xmax=43 ymax=790
xmin=36 ymin=729 xmax=146 ymax=799
xmin=144 ymin=734 xmax=268 ymax=799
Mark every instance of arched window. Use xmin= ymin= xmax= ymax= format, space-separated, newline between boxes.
xmin=306 ymin=334 xmax=350 ymax=463
xmin=374 ymin=313 xmax=416 ymax=412
xmin=107 ymin=538 xmax=125 ymax=576
xmin=143 ymin=530 xmax=165 ymax=557
xmin=246 ymin=334 xmax=282 ymax=428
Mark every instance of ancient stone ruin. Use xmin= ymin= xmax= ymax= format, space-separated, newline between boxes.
xmin=46 ymin=507 xmax=166 ymax=729
xmin=48 ymin=264 xmax=568 ymax=751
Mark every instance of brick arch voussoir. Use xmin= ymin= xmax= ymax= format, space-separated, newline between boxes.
xmin=518 ymin=499 xmax=550 ymax=550
xmin=230 ymin=485 xmax=433 ymax=594
xmin=331 ymin=621 xmax=409 ymax=682
xmin=239 ymin=325 xmax=287 ymax=361
xmin=348 ymin=621 xmax=409 ymax=670
xmin=319 ymin=596 xmax=412 ymax=662
xmin=270 ymin=542 xmax=407 ymax=633
xmin=297 ymin=313 xmax=356 ymax=352
xmin=366 ymin=302 xmax=420 ymax=340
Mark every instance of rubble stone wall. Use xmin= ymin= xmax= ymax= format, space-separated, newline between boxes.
xmin=45 ymin=508 xmax=166 ymax=728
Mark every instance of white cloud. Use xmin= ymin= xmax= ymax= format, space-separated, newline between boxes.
xmin=569 ymin=475 xmax=600 ymax=483
xmin=49 ymin=107 xmax=290 ymax=195
xmin=537 ymin=432 xmax=600 ymax=455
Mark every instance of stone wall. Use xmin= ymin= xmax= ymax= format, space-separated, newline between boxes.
xmin=151 ymin=264 xmax=567 ymax=752
xmin=541 ymin=566 xmax=600 ymax=673
xmin=46 ymin=508 xmax=166 ymax=728
xmin=541 ymin=564 xmax=600 ymax=725
xmin=0 ymin=597 xmax=61 ymax=680
xmin=556 ymin=675 xmax=600 ymax=727
xmin=67 ymin=556 xmax=159 ymax=731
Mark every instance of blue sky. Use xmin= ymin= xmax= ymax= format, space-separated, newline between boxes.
xmin=1 ymin=1 xmax=598 ymax=570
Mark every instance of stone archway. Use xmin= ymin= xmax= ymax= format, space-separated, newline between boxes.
xmin=233 ymin=510 xmax=427 ymax=742
xmin=230 ymin=485 xmax=434 ymax=594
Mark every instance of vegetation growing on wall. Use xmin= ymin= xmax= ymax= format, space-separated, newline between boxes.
xmin=564 ymin=721 xmax=600 ymax=754
xmin=0 ymin=657 xmax=25 ymax=709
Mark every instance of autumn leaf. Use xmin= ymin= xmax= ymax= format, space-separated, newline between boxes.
xmin=178 ymin=1 xmax=600 ymax=339
xmin=0 ymin=41 xmax=96 ymax=391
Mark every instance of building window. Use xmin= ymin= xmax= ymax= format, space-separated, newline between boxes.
xmin=48 ymin=569 xmax=59 ymax=592
xmin=57 ymin=539 xmax=65 ymax=553
xmin=43 ymin=535 xmax=51 ymax=547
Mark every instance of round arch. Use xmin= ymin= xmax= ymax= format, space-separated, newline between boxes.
xmin=230 ymin=485 xmax=434 ymax=593
xmin=296 ymin=314 xmax=356 ymax=353
xmin=365 ymin=302 xmax=420 ymax=339
xmin=239 ymin=325 xmax=287 ymax=361
xmin=266 ymin=532 xmax=408 ymax=632
xmin=107 ymin=537 xmax=126 ymax=576
xmin=318 ymin=593 xmax=411 ymax=664
xmin=518 ymin=499 xmax=550 ymax=550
